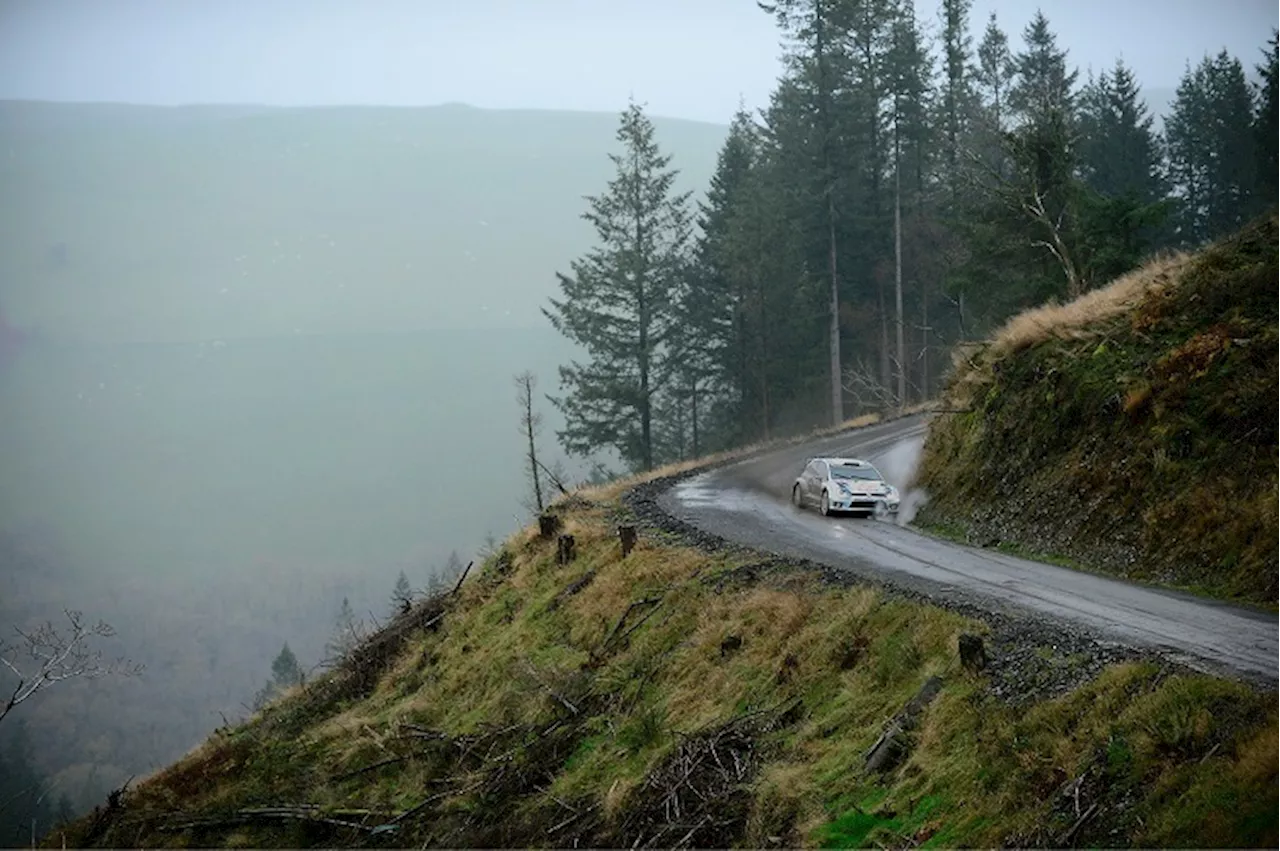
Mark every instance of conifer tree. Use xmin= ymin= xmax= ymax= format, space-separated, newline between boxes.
xmin=1167 ymin=51 xmax=1258 ymax=244
xmin=760 ymin=0 xmax=854 ymax=425
xmin=1077 ymin=60 xmax=1166 ymax=203
xmin=1009 ymin=11 xmax=1078 ymax=126
xmin=253 ymin=642 xmax=305 ymax=710
xmin=543 ymin=100 xmax=693 ymax=471
xmin=975 ymin=12 xmax=1016 ymax=135
xmin=938 ymin=0 xmax=975 ymax=175
xmin=391 ymin=570 xmax=413 ymax=612
xmin=270 ymin=643 xmax=303 ymax=687
xmin=690 ymin=106 xmax=760 ymax=445
xmin=885 ymin=0 xmax=932 ymax=405
xmin=324 ymin=597 xmax=359 ymax=661
xmin=1254 ymin=31 xmax=1279 ymax=208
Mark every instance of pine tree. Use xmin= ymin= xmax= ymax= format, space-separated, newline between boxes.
xmin=543 ymin=100 xmax=693 ymax=472
xmin=975 ymin=12 xmax=1016 ymax=135
xmin=270 ymin=643 xmax=303 ymax=687
xmin=691 ymin=106 xmax=760 ymax=446
xmin=885 ymin=0 xmax=932 ymax=405
xmin=1254 ymin=31 xmax=1279 ymax=208
xmin=845 ymin=0 xmax=896 ymax=392
xmin=1008 ymin=11 xmax=1078 ymax=126
xmin=391 ymin=569 xmax=413 ymax=612
xmin=1165 ymin=60 xmax=1212 ymax=244
xmin=1166 ymin=51 xmax=1258 ymax=244
xmin=324 ymin=597 xmax=359 ymax=661
xmin=254 ymin=642 xmax=305 ymax=709
xmin=734 ymin=76 xmax=829 ymax=433
xmin=1078 ymin=60 xmax=1165 ymax=202
xmin=761 ymin=0 xmax=855 ymax=425
xmin=938 ymin=0 xmax=974 ymax=175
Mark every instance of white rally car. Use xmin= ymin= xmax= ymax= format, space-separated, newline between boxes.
xmin=791 ymin=457 xmax=900 ymax=517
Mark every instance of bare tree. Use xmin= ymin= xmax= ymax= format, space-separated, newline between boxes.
xmin=0 ymin=610 xmax=143 ymax=725
xmin=841 ymin=358 xmax=899 ymax=415
xmin=514 ymin=371 xmax=545 ymax=513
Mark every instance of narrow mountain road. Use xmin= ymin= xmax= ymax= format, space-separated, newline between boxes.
xmin=658 ymin=415 xmax=1278 ymax=685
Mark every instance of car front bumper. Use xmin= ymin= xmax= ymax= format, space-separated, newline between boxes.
xmin=830 ymin=495 xmax=899 ymax=513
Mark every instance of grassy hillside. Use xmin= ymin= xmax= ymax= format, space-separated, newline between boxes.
xmin=915 ymin=215 xmax=1278 ymax=607
xmin=0 ymin=100 xmax=725 ymax=343
xmin=49 ymin=453 xmax=1277 ymax=849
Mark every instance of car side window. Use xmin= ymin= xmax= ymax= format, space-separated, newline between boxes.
xmin=815 ymin=461 xmax=829 ymax=479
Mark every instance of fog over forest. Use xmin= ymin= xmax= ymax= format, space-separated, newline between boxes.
xmin=0 ymin=0 xmax=1275 ymax=838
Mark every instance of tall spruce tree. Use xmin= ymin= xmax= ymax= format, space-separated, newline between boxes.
xmin=761 ymin=0 xmax=853 ymax=425
xmin=543 ymin=101 xmax=692 ymax=471
xmin=1009 ymin=10 xmax=1078 ymax=126
xmin=1166 ymin=51 xmax=1258 ymax=244
xmin=692 ymin=107 xmax=759 ymax=445
xmin=885 ymin=0 xmax=932 ymax=405
xmin=1254 ymin=31 xmax=1279 ymax=209
xmin=1078 ymin=60 xmax=1166 ymax=202
xmin=938 ymin=0 xmax=975 ymax=176
xmin=975 ymin=12 xmax=1016 ymax=135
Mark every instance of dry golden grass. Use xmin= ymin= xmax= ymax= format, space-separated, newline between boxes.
xmin=989 ymin=251 xmax=1189 ymax=358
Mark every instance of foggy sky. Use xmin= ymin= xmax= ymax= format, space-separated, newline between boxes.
xmin=1 ymin=0 xmax=1276 ymax=123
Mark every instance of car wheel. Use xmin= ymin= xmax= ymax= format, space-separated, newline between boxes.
xmin=820 ymin=491 xmax=830 ymax=516
xmin=792 ymin=484 xmax=803 ymax=510
xmin=873 ymin=501 xmax=888 ymax=520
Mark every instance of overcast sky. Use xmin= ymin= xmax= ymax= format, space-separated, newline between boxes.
xmin=1 ymin=0 xmax=1275 ymax=123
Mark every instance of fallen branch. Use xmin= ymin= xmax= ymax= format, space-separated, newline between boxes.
xmin=451 ymin=561 xmax=474 ymax=595
xmin=536 ymin=458 xmax=571 ymax=496
xmin=162 ymin=806 xmax=387 ymax=834
xmin=600 ymin=598 xmax=663 ymax=653
xmin=388 ymin=779 xmax=485 ymax=825
xmin=1059 ymin=802 xmax=1098 ymax=846
xmin=330 ymin=754 xmax=412 ymax=782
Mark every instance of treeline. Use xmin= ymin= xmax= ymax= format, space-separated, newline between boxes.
xmin=546 ymin=1 xmax=1278 ymax=472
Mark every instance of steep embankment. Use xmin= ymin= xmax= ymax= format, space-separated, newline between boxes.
xmin=916 ymin=215 xmax=1279 ymax=607
xmin=53 ymin=458 xmax=1276 ymax=849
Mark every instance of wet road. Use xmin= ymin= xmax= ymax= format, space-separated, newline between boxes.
xmin=659 ymin=415 xmax=1278 ymax=684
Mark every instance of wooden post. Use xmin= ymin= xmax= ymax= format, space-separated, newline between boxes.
xmin=538 ymin=513 xmax=562 ymax=539
xmin=556 ymin=534 xmax=576 ymax=565
xmin=619 ymin=525 xmax=637 ymax=558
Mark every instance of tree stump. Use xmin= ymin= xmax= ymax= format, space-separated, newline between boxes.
xmin=619 ymin=525 xmax=637 ymax=558
xmin=556 ymin=534 xmax=576 ymax=565
xmin=539 ymin=513 xmax=562 ymax=539
xmin=958 ymin=633 xmax=987 ymax=672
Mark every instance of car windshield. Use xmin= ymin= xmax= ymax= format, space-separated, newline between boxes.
xmin=830 ymin=464 xmax=882 ymax=481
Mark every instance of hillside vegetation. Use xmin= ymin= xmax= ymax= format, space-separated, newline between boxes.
xmin=51 ymin=458 xmax=1277 ymax=849
xmin=915 ymin=214 xmax=1279 ymax=606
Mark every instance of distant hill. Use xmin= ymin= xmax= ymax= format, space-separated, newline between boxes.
xmin=0 ymin=101 xmax=727 ymax=344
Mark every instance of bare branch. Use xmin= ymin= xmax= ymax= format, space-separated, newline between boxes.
xmin=0 ymin=610 xmax=143 ymax=724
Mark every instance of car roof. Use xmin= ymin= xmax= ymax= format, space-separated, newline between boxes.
xmin=810 ymin=457 xmax=873 ymax=467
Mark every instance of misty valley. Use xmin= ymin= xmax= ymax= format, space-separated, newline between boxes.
xmin=0 ymin=327 xmax=579 ymax=808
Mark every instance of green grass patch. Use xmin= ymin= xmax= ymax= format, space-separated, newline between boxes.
xmin=47 ymin=487 xmax=1278 ymax=850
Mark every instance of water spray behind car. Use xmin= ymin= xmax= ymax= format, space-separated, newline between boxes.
xmin=872 ymin=435 xmax=929 ymax=526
